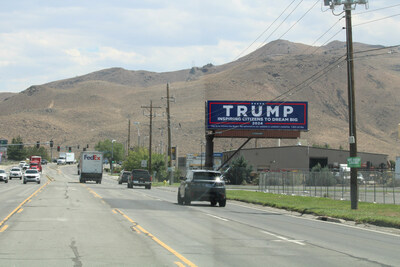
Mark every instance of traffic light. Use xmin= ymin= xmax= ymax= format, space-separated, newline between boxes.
xmin=68 ymin=147 xmax=72 ymax=152
xmin=83 ymin=147 xmax=86 ymax=151
xmin=36 ymin=141 xmax=40 ymax=149
xmin=57 ymin=146 xmax=60 ymax=152
xmin=50 ymin=140 xmax=54 ymax=148
xmin=77 ymin=145 xmax=80 ymax=149
xmin=171 ymin=147 xmax=177 ymax=161
xmin=87 ymin=144 xmax=89 ymax=148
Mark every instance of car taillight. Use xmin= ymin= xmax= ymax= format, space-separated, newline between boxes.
xmin=150 ymin=176 xmax=152 ymax=182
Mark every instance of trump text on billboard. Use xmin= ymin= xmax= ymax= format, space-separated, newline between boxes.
xmin=206 ymin=101 xmax=308 ymax=130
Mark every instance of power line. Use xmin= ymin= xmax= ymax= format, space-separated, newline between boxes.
xmin=273 ymin=55 xmax=346 ymax=101
xmin=353 ymin=44 xmax=400 ymax=54
xmin=353 ymin=4 xmax=400 ymax=16
xmin=276 ymin=0 xmax=320 ymax=41
xmin=353 ymin=13 xmax=400 ymax=27
xmin=234 ymin=0 xmax=298 ymax=61
xmin=256 ymin=0 xmax=305 ymax=51
xmin=309 ymin=28 xmax=344 ymax=54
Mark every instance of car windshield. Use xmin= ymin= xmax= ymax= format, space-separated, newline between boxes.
xmin=0 ymin=170 xmax=5 ymax=173
xmin=193 ymin=172 xmax=221 ymax=180
xmin=11 ymin=168 xmax=20 ymax=171
xmin=25 ymin=170 xmax=38 ymax=174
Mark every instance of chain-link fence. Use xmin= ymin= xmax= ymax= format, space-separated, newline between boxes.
xmin=258 ymin=170 xmax=400 ymax=204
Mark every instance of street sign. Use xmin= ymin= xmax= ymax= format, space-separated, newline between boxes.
xmin=167 ymin=166 xmax=175 ymax=172
xmin=141 ymin=160 xmax=147 ymax=168
xmin=347 ymin=157 xmax=361 ymax=168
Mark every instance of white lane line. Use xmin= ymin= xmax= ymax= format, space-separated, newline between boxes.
xmin=205 ymin=213 xmax=229 ymax=222
xmin=260 ymin=230 xmax=305 ymax=246
xmin=230 ymin=202 xmax=400 ymax=238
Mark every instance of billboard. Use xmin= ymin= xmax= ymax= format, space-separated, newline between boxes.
xmin=206 ymin=101 xmax=308 ymax=130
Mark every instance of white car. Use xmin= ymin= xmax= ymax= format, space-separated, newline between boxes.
xmin=0 ymin=169 xmax=8 ymax=183
xmin=9 ymin=167 xmax=23 ymax=180
xmin=19 ymin=161 xmax=26 ymax=168
xmin=23 ymin=169 xmax=41 ymax=184
xmin=22 ymin=163 xmax=30 ymax=170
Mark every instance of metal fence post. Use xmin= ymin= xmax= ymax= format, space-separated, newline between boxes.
xmin=393 ymin=175 xmax=396 ymax=205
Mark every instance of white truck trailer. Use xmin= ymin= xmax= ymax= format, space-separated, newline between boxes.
xmin=66 ymin=152 xmax=75 ymax=164
xmin=79 ymin=151 xmax=103 ymax=184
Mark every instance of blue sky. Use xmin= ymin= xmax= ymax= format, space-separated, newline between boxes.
xmin=0 ymin=0 xmax=399 ymax=92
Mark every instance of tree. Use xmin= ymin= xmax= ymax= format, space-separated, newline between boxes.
xmin=25 ymin=146 xmax=49 ymax=160
xmin=224 ymin=156 xmax=253 ymax=185
xmin=95 ymin=139 xmax=124 ymax=165
xmin=7 ymin=136 xmax=26 ymax=161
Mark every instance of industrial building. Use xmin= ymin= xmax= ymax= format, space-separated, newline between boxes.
xmin=222 ymin=146 xmax=388 ymax=171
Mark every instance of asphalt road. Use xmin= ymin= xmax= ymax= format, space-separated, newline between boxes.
xmin=0 ymin=164 xmax=399 ymax=266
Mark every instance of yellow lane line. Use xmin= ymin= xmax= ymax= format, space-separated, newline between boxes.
xmin=0 ymin=225 xmax=8 ymax=232
xmin=174 ymin=262 xmax=186 ymax=267
xmin=17 ymin=209 xmax=23 ymax=213
xmin=0 ymin=180 xmax=51 ymax=228
xmin=114 ymin=208 xmax=197 ymax=267
xmin=131 ymin=226 xmax=141 ymax=234
xmin=81 ymin=184 xmax=103 ymax=199
xmin=46 ymin=175 xmax=55 ymax=181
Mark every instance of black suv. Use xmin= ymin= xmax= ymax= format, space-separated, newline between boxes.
xmin=177 ymin=170 xmax=226 ymax=207
xmin=127 ymin=169 xmax=152 ymax=189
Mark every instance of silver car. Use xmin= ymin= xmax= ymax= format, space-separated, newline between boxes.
xmin=0 ymin=169 xmax=8 ymax=183
xmin=9 ymin=167 xmax=22 ymax=180
xmin=23 ymin=169 xmax=41 ymax=184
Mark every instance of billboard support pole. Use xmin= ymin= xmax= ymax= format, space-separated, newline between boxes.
xmin=204 ymin=132 xmax=214 ymax=170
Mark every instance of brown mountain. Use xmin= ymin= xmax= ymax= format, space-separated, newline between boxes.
xmin=0 ymin=40 xmax=399 ymax=160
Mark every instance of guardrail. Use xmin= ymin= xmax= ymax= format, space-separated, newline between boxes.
xmin=258 ymin=170 xmax=400 ymax=205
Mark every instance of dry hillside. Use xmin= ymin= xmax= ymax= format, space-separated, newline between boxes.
xmin=0 ymin=40 xmax=399 ymax=160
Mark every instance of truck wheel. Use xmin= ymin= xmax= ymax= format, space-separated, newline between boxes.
xmin=219 ymin=199 xmax=226 ymax=207
xmin=184 ymin=192 xmax=191 ymax=205
xmin=23 ymin=180 xmax=26 ymax=184
xmin=5 ymin=180 xmax=8 ymax=183
xmin=146 ymin=185 xmax=151 ymax=190
xmin=177 ymin=190 xmax=184 ymax=205
xmin=210 ymin=199 xmax=217 ymax=206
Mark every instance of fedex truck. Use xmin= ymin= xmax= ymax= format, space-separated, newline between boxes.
xmin=79 ymin=151 xmax=103 ymax=184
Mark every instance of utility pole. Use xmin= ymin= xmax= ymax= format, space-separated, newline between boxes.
xmin=345 ymin=5 xmax=358 ymax=210
xmin=163 ymin=83 xmax=175 ymax=184
xmin=127 ymin=119 xmax=131 ymax=153
xmin=324 ymin=0 xmax=369 ymax=210
xmin=141 ymin=101 xmax=161 ymax=174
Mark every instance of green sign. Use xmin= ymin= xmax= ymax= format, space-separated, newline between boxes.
xmin=347 ymin=157 xmax=361 ymax=168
